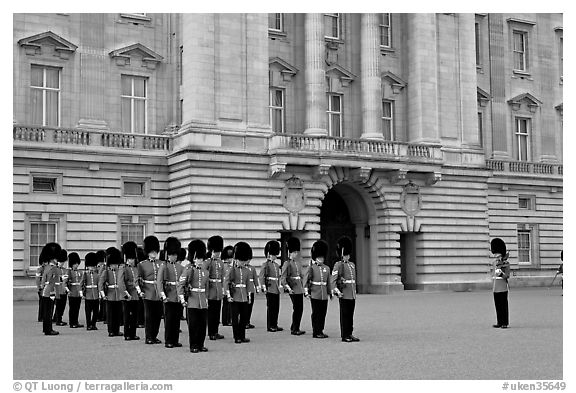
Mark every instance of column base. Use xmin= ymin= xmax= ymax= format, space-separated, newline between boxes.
xmin=304 ymin=128 xmax=328 ymax=136
xmin=360 ymin=132 xmax=384 ymax=140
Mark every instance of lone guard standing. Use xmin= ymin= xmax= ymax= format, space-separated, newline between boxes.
xmin=330 ymin=236 xmax=359 ymax=342
xmin=490 ymin=238 xmax=511 ymax=329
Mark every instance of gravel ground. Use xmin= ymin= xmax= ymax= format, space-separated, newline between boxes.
xmin=13 ymin=288 xmax=562 ymax=380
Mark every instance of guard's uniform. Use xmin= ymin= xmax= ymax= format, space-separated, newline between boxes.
xmin=179 ymin=261 xmax=210 ymax=352
xmin=35 ymin=263 xmax=45 ymax=322
xmin=224 ymin=261 xmax=251 ymax=342
xmin=259 ymin=240 xmax=283 ymax=332
xmin=53 ymin=250 xmax=69 ymax=325
xmin=41 ymin=262 xmax=60 ymax=335
xmin=220 ymin=246 xmax=234 ymax=326
xmin=99 ymin=249 xmax=126 ymax=337
xmin=138 ymin=257 xmax=163 ymax=343
xmin=96 ymin=251 xmax=107 ymax=322
xmin=82 ymin=252 xmax=100 ymax=330
xmin=157 ymin=257 xmax=184 ymax=347
xmin=280 ymin=254 xmax=305 ymax=335
xmin=245 ymin=263 xmax=259 ymax=329
xmin=122 ymin=242 xmax=141 ymax=341
xmin=66 ymin=253 xmax=84 ymax=328
xmin=303 ymin=240 xmax=332 ymax=338
xmin=491 ymin=238 xmax=510 ymax=328
xmin=205 ymin=255 xmax=225 ymax=339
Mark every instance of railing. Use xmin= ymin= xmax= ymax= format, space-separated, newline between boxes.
xmin=269 ymin=134 xmax=443 ymax=161
xmin=486 ymin=159 xmax=563 ymax=175
xmin=13 ymin=125 xmax=170 ymax=151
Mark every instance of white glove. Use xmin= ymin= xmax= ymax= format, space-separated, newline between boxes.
xmin=303 ymin=288 xmax=309 ymax=297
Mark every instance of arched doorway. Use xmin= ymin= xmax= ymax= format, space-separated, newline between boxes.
xmin=319 ymin=183 xmax=373 ymax=293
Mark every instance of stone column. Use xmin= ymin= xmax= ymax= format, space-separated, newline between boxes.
xmin=487 ymin=14 xmax=508 ymax=158
xmin=360 ymin=13 xmax=383 ymax=140
xmin=304 ymin=13 xmax=327 ymax=136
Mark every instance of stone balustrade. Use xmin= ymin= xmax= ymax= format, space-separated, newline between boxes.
xmin=486 ymin=159 xmax=563 ymax=176
xmin=269 ymin=133 xmax=443 ymax=162
xmin=13 ymin=125 xmax=170 ymax=151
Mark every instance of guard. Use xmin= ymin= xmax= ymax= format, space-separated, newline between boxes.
xmin=206 ymin=235 xmax=226 ymax=340
xmin=122 ymin=241 xmax=141 ymax=341
xmin=280 ymin=237 xmax=306 ymax=336
xmin=259 ymin=240 xmax=283 ymax=332
xmin=224 ymin=242 xmax=252 ymax=344
xmin=52 ymin=249 xmax=69 ymax=326
xmin=99 ymin=247 xmax=125 ymax=337
xmin=36 ymin=253 xmax=47 ymax=322
xmin=303 ymin=240 xmax=332 ymax=338
xmin=178 ymin=247 xmax=188 ymax=321
xmin=40 ymin=242 xmax=62 ymax=335
xmin=96 ymin=250 xmax=107 ymax=323
xmin=490 ymin=238 xmax=510 ymax=329
xmin=138 ymin=235 xmax=163 ymax=344
xmin=157 ymin=236 xmax=184 ymax=348
xmin=66 ymin=252 xmax=84 ymax=328
xmin=178 ymin=239 xmax=210 ymax=353
xmin=220 ymin=245 xmax=234 ymax=326
xmin=245 ymin=257 xmax=259 ymax=329
xmin=330 ymin=236 xmax=359 ymax=342
xmin=82 ymin=252 xmax=100 ymax=330
xmin=136 ymin=247 xmax=146 ymax=328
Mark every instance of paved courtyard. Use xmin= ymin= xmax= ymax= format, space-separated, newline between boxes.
xmin=13 ymin=288 xmax=562 ymax=380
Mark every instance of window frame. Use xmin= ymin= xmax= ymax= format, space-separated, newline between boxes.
xmin=477 ymin=111 xmax=484 ymax=147
xmin=269 ymin=88 xmax=286 ymax=133
xmin=24 ymin=213 xmax=66 ymax=274
xmin=327 ymin=93 xmax=343 ymax=138
xmin=514 ymin=116 xmax=531 ymax=161
xmin=118 ymin=215 xmax=152 ymax=247
xmin=29 ymin=172 xmax=63 ymax=195
xmin=29 ymin=221 xmax=58 ymax=269
xmin=268 ymin=13 xmax=284 ymax=32
xmin=324 ymin=13 xmax=341 ymax=40
xmin=379 ymin=13 xmax=392 ymax=48
xmin=30 ymin=64 xmax=61 ymax=127
xmin=120 ymin=74 xmax=148 ymax=134
xmin=518 ymin=195 xmax=535 ymax=211
xmin=382 ymin=99 xmax=395 ymax=140
xmin=121 ymin=176 xmax=150 ymax=198
xmin=517 ymin=228 xmax=532 ymax=265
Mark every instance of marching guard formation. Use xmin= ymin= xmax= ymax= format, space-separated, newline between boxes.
xmin=36 ymin=235 xmax=362 ymax=352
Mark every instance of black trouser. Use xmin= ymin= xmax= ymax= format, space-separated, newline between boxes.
xmin=221 ymin=297 xmax=231 ymax=325
xmin=84 ymin=299 xmax=99 ymax=328
xmin=143 ymin=300 xmax=163 ymax=340
xmin=493 ymin=291 xmax=509 ymax=326
xmin=289 ymin=294 xmax=304 ymax=332
xmin=137 ymin=299 xmax=145 ymax=325
xmin=187 ymin=308 xmax=207 ymax=349
xmin=266 ymin=293 xmax=280 ymax=329
xmin=339 ymin=298 xmax=356 ymax=338
xmin=53 ymin=293 xmax=67 ymax=322
xmin=231 ymin=301 xmax=249 ymax=340
xmin=42 ymin=297 xmax=55 ymax=334
xmin=207 ymin=299 xmax=222 ymax=336
xmin=310 ymin=298 xmax=328 ymax=336
xmin=164 ymin=302 xmax=182 ymax=345
xmin=98 ymin=298 xmax=106 ymax=321
xmin=68 ymin=296 xmax=82 ymax=326
xmin=123 ymin=300 xmax=138 ymax=338
xmin=246 ymin=293 xmax=255 ymax=324
xmin=37 ymin=292 xmax=43 ymax=322
xmin=106 ymin=301 xmax=122 ymax=335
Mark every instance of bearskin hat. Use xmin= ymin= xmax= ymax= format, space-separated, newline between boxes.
xmin=207 ymin=236 xmax=224 ymax=253
xmin=337 ymin=236 xmax=353 ymax=257
xmin=96 ymin=250 xmax=107 ymax=264
xmin=84 ymin=252 xmax=98 ymax=267
xmin=187 ymin=239 xmax=206 ymax=261
xmin=41 ymin=242 xmax=61 ymax=262
xmin=68 ymin=252 xmax=81 ymax=268
xmin=222 ymin=245 xmax=234 ymax=260
xmin=287 ymin=237 xmax=301 ymax=253
xmin=106 ymin=247 xmax=122 ymax=266
xmin=164 ymin=236 xmax=181 ymax=256
xmin=136 ymin=247 xmax=146 ymax=263
xmin=177 ymin=248 xmax=187 ymax=262
xmin=122 ymin=241 xmax=138 ymax=261
xmin=58 ymin=249 xmax=68 ymax=263
xmin=234 ymin=241 xmax=252 ymax=262
xmin=143 ymin=235 xmax=160 ymax=254
xmin=490 ymin=238 xmax=507 ymax=256
xmin=264 ymin=240 xmax=281 ymax=257
xmin=311 ymin=240 xmax=328 ymax=261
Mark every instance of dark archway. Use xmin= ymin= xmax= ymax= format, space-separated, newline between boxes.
xmin=320 ymin=189 xmax=356 ymax=271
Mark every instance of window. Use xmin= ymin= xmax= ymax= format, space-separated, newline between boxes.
xmin=270 ymin=88 xmax=285 ymax=133
xmin=268 ymin=13 xmax=283 ymax=32
xmin=32 ymin=177 xmax=56 ymax=193
xmin=477 ymin=112 xmax=484 ymax=147
xmin=382 ymin=100 xmax=394 ymax=140
xmin=120 ymin=223 xmax=145 ymax=245
xmin=178 ymin=46 xmax=183 ymax=86
xmin=518 ymin=195 xmax=535 ymax=210
xmin=327 ymin=94 xmax=342 ymax=137
xmin=30 ymin=222 xmax=57 ymax=267
xmin=31 ymin=65 xmax=60 ymax=127
xmin=475 ymin=22 xmax=481 ymax=66
xmin=517 ymin=228 xmax=531 ymax=264
xmin=121 ymin=75 xmax=147 ymax=133
xmin=515 ymin=117 xmax=530 ymax=161
xmin=380 ymin=14 xmax=391 ymax=47
xmin=179 ymin=99 xmax=183 ymax=125
xmin=513 ymin=30 xmax=528 ymax=72
xmin=559 ymin=36 xmax=563 ymax=81
xmin=324 ymin=13 xmax=341 ymax=39
xmin=123 ymin=181 xmax=144 ymax=196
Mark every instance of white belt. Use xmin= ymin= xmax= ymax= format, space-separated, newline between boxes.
xmin=311 ymin=282 xmax=326 ymax=286
xmin=55 ymin=283 xmax=61 ymax=286
xmin=143 ymin=280 xmax=155 ymax=284
xmin=290 ymin=276 xmax=301 ymax=280
xmin=267 ymin=277 xmax=279 ymax=281
xmin=108 ymin=285 xmax=118 ymax=288
xmin=209 ymin=279 xmax=221 ymax=282
xmin=85 ymin=285 xmax=97 ymax=288
xmin=191 ymin=288 xmax=205 ymax=292
xmin=70 ymin=283 xmax=81 ymax=286
xmin=165 ymin=281 xmax=177 ymax=285
xmin=342 ymin=280 xmax=356 ymax=284
xmin=235 ymin=284 xmax=246 ymax=288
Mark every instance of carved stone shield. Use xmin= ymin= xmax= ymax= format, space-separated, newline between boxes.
xmin=400 ymin=181 xmax=422 ymax=217
xmin=281 ymin=176 xmax=306 ymax=214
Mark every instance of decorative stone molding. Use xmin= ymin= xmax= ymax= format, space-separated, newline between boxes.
xmin=109 ymin=43 xmax=163 ymax=69
xmin=269 ymin=158 xmax=287 ymax=178
xmin=400 ymin=181 xmax=422 ymax=217
xmin=18 ymin=31 xmax=77 ymax=59
xmin=281 ymin=176 xmax=307 ymax=214
xmin=351 ymin=167 xmax=372 ymax=182
xmin=381 ymin=71 xmax=407 ymax=94
xmin=477 ymin=87 xmax=491 ymax=107
xmin=425 ymin=171 xmax=442 ymax=186
xmin=507 ymin=93 xmax=542 ymax=113
xmin=325 ymin=64 xmax=356 ymax=88
xmin=313 ymin=164 xmax=332 ymax=179
xmin=388 ymin=168 xmax=408 ymax=184
xmin=269 ymin=57 xmax=299 ymax=84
